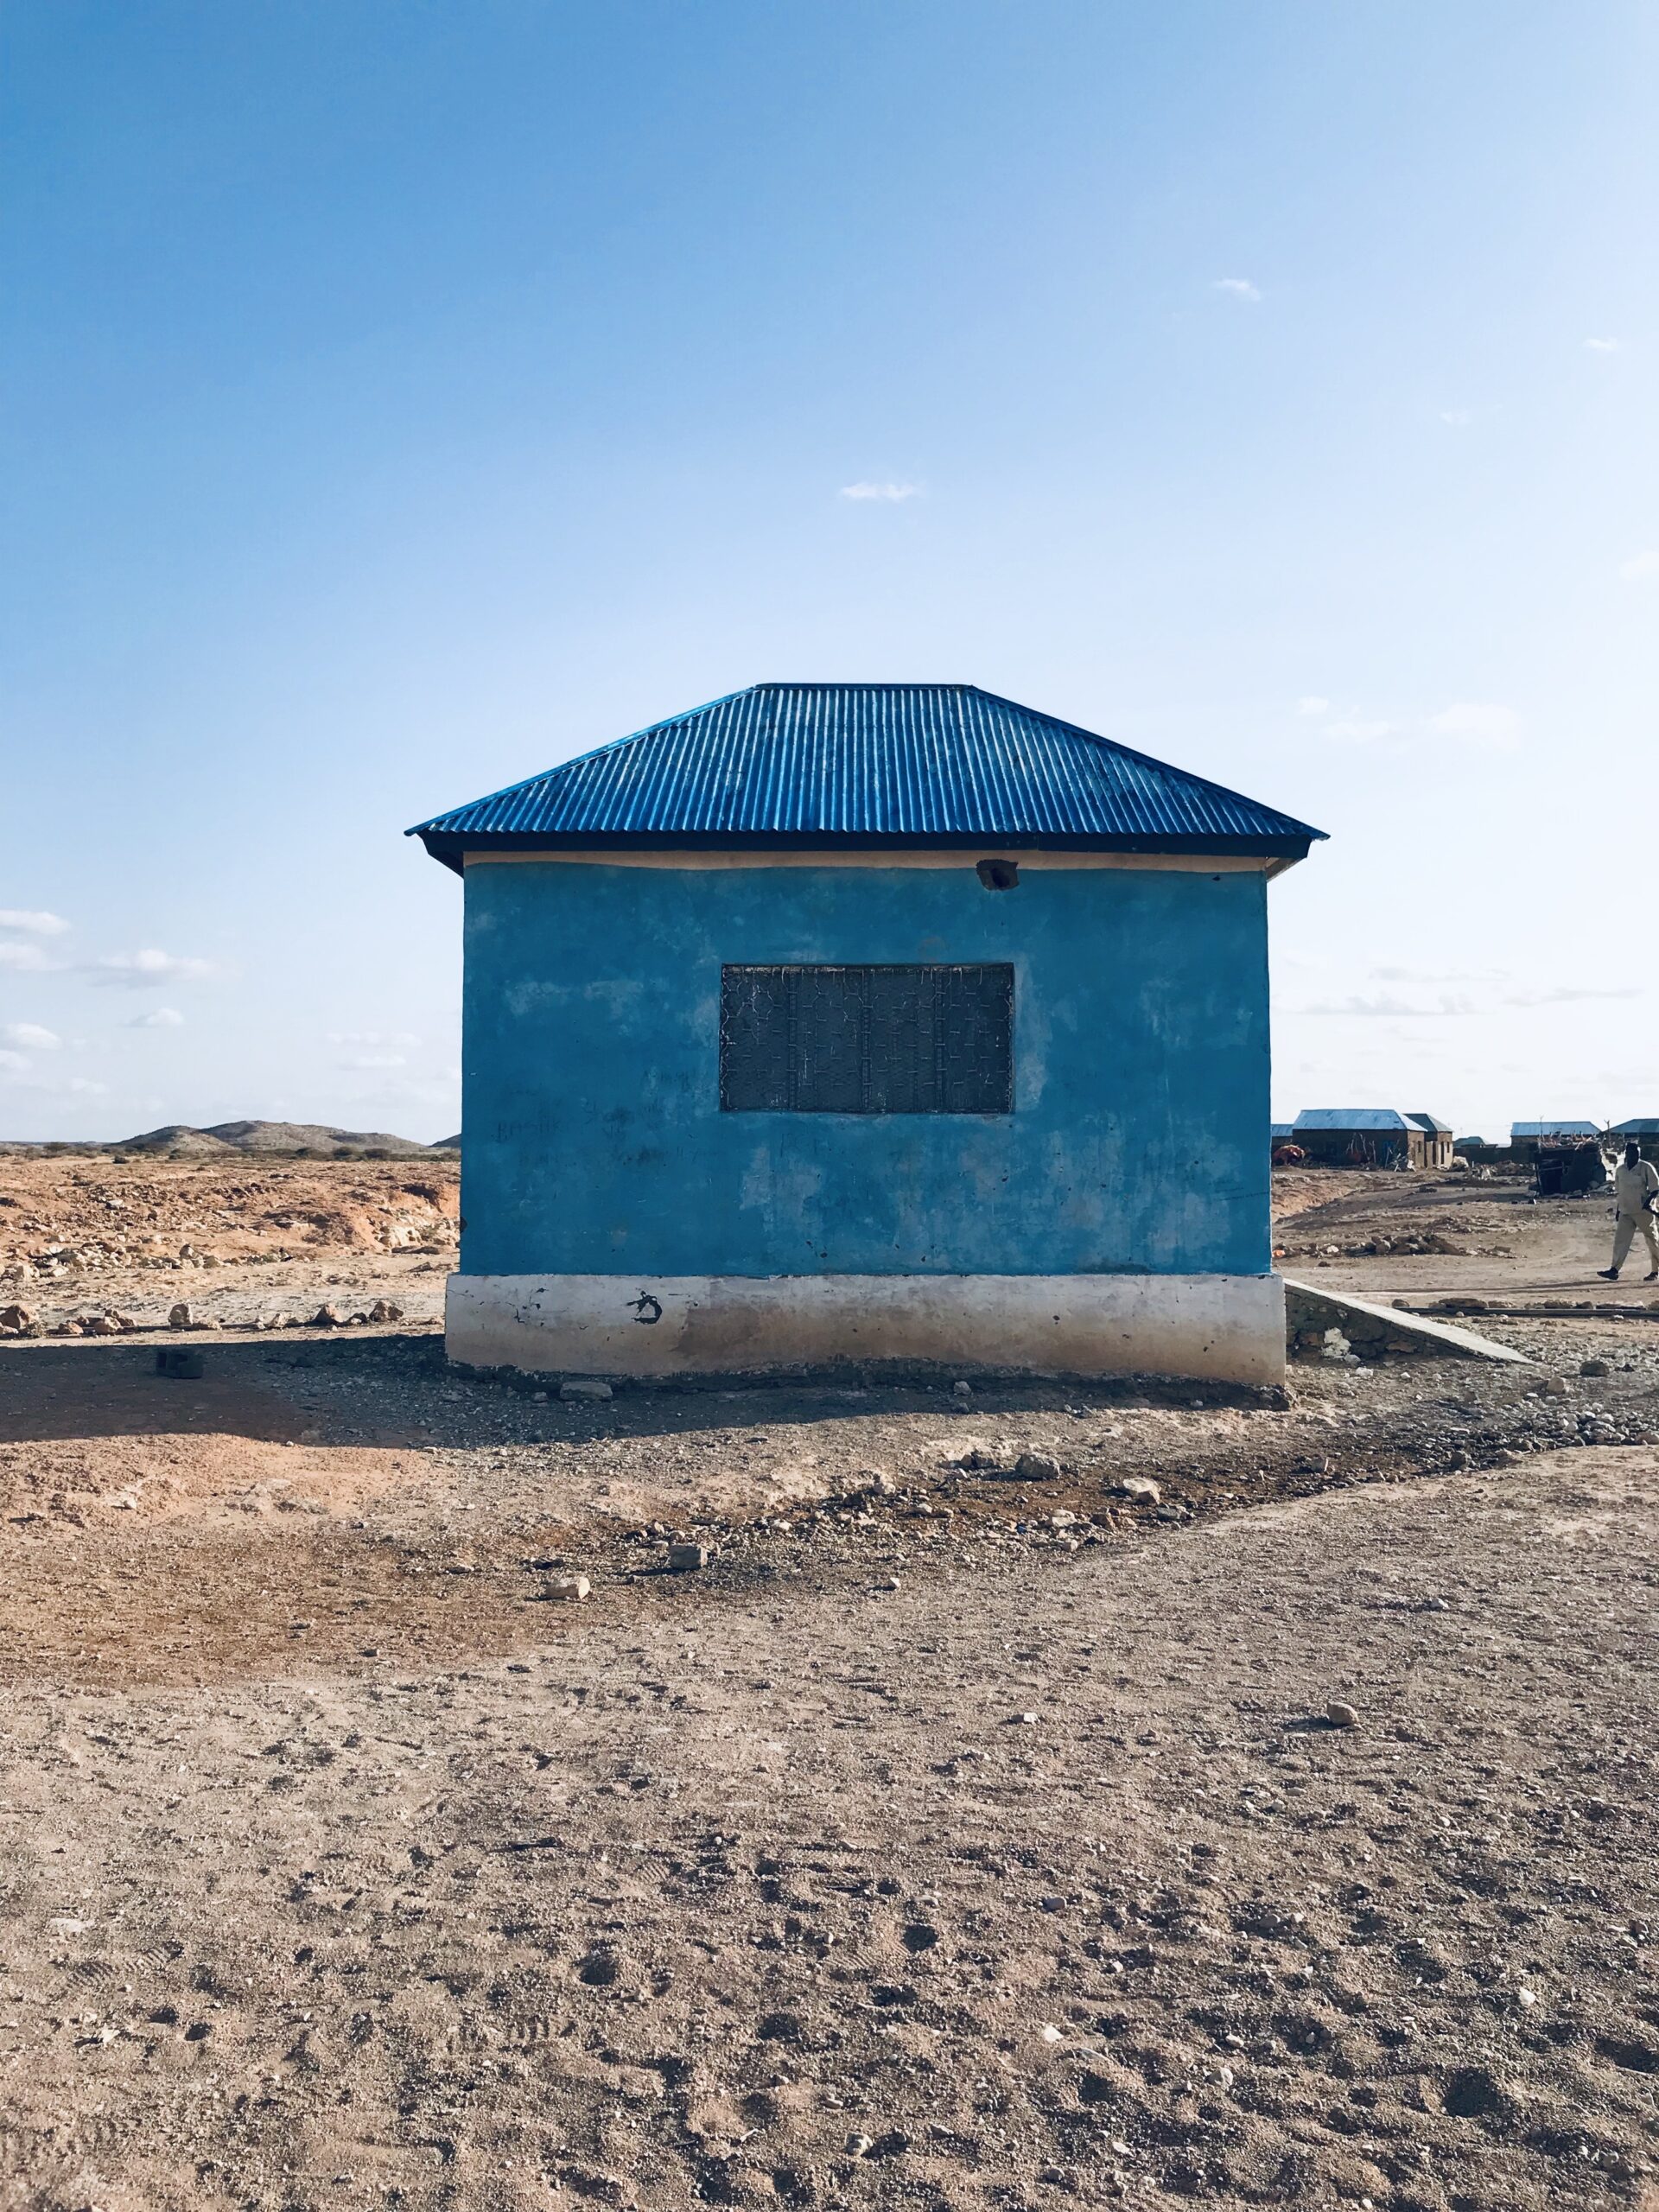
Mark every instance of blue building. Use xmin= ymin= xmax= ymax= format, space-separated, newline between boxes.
xmin=1292 ymin=1108 xmax=1453 ymax=1170
xmin=411 ymin=684 xmax=1323 ymax=1383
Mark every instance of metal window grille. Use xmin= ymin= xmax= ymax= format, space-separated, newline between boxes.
xmin=720 ymin=963 xmax=1014 ymax=1115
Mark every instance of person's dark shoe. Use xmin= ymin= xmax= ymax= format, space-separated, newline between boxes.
xmin=1597 ymin=1268 xmax=1620 ymax=1281
xmin=1648 ymin=1270 xmax=1659 ymax=1282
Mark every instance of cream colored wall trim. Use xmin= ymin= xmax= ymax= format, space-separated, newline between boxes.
xmin=446 ymin=1270 xmax=1286 ymax=1386
xmin=463 ymin=847 xmax=1274 ymax=874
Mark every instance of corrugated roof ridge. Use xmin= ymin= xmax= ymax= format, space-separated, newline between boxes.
xmin=407 ymin=684 xmax=758 ymax=836
xmin=962 ymin=684 xmax=1325 ymax=841
xmin=408 ymin=681 xmax=1329 ymax=845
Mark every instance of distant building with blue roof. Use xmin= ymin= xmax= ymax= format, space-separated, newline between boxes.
xmin=411 ymin=683 xmax=1324 ymax=1384
xmin=1291 ymin=1107 xmax=1454 ymax=1169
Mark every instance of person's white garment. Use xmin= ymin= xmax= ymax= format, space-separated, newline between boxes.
xmin=1614 ymin=1158 xmax=1659 ymax=1214
xmin=1611 ymin=1156 xmax=1659 ymax=1272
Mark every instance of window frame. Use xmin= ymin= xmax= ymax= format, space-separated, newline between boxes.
xmin=718 ymin=961 xmax=1014 ymax=1117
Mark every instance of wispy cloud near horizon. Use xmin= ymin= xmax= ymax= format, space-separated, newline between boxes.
xmin=0 ymin=941 xmax=58 ymax=973
xmin=1212 ymin=276 xmax=1262 ymax=302
xmin=0 ymin=910 xmax=69 ymax=936
xmin=839 ymin=480 xmax=921 ymax=502
xmin=87 ymin=949 xmax=215 ymax=988
xmin=1292 ymin=993 xmax=1479 ymax=1019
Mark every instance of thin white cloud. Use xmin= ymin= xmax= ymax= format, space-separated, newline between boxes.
xmin=1619 ymin=549 xmax=1659 ymax=582
xmin=327 ymin=1029 xmax=419 ymax=1046
xmin=1439 ymin=409 xmax=1473 ymax=427
xmin=0 ymin=909 xmax=69 ymax=936
xmin=127 ymin=1007 xmax=185 ymax=1029
xmin=1369 ymin=963 xmax=1508 ymax=987
xmin=87 ymin=948 xmax=215 ymax=988
xmin=3 ymin=1022 xmax=60 ymax=1051
xmin=1294 ymin=993 xmax=1478 ymax=1019
xmin=1426 ymin=702 xmax=1520 ymax=746
xmin=1585 ymin=337 xmax=1619 ymax=353
xmin=0 ymin=941 xmax=56 ymax=973
xmin=1212 ymin=277 xmax=1262 ymax=302
xmin=1322 ymin=718 xmax=1395 ymax=743
xmin=1506 ymin=985 xmax=1640 ymax=1007
xmin=0 ymin=1060 xmax=104 ymax=1095
xmin=341 ymin=1052 xmax=408 ymax=1070
xmin=839 ymin=481 xmax=922 ymax=503
xmin=1295 ymin=696 xmax=1330 ymax=716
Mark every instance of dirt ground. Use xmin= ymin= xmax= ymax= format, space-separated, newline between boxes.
xmin=1 ymin=1157 xmax=1656 ymax=2211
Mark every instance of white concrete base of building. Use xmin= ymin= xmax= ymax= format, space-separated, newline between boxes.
xmin=445 ymin=1271 xmax=1286 ymax=1386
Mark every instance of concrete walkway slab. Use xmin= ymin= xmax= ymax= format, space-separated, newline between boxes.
xmin=1282 ymin=1276 xmax=1530 ymax=1363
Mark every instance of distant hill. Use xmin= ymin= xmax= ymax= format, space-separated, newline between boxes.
xmin=120 ymin=1120 xmax=450 ymax=1157
xmin=114 ymin=1124 xmax=239 ymax=1156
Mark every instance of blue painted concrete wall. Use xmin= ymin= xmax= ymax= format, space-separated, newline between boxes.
xmin=459 ymin=861 xmax=1272 ymax=1278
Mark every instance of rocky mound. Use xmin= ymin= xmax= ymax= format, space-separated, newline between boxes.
xmin=120 ymin=1126 xmax=241 ymax=1155
xmin=118 ymin=1122 xmax=439 ymax=1157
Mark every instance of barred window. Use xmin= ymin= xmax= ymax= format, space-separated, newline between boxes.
xmin=720 ymin=964 xmax=1013 ymax=1115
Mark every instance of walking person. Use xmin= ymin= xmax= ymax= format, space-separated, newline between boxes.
xmin=1598 ymin=1140 xmax=1659 ymax=1281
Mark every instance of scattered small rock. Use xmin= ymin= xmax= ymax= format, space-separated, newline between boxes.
xmin=1015 ymin=1451 xmax=1063 ymax=1481
xmin=547 ymin=1574 xmax=591 ymax=1601
xmin=1114 ymin=1476 xmax=1161 ymax=1505
xmin=168 ymin=1301 xmax=194 ymax=1329
xmin=561 ymin=1378 xmax=613 ymax=1402
xmin=1325 ymin=1700 xmax=1360 ymax=1731
xmin=667 ymin=1542 xmax=710 ymax=1573
xmin=1580 ymin=1358 xmax=1611 ymax=1377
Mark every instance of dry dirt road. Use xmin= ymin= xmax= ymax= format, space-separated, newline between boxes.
xmin=1274 ymin=1168 xmax=1653 ymax=1313
xmin=0 ymin=1158 xmax=1656 ymax=2211
xmin=2 ymin=1449 xmax=1656 ymax=2212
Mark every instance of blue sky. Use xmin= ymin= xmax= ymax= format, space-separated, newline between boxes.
xmin=3 ymin=2 xmax=1655 ymax=1141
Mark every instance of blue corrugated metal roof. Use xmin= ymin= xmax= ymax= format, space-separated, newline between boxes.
xmin=409 ymin=684 xmax=1325 ymax=867
xmin=1406 ymin=1112 xmax=1452 ymax=1134
xmin=1293 ymin=1109 xmax=1412 ymax=1132
xmin=1511 ymin=1120 xmax=1600 ymax=1138
xmin=1610 ymin=1118 xmax=1659 ymax=1134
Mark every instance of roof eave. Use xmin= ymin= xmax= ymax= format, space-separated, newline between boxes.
xmin=410 ymin=827 xmax=1321 ymax=872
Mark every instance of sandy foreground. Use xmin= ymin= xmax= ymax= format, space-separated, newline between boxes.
xmin=0 ymin=1158 xmax=1656 ymax=2211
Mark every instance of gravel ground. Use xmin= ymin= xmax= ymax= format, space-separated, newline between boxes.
xmin=3 ymin=1160 xmax=1658 ymax=2209
xmin=1 ymin=1449 xmax=1656 ymax=2212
